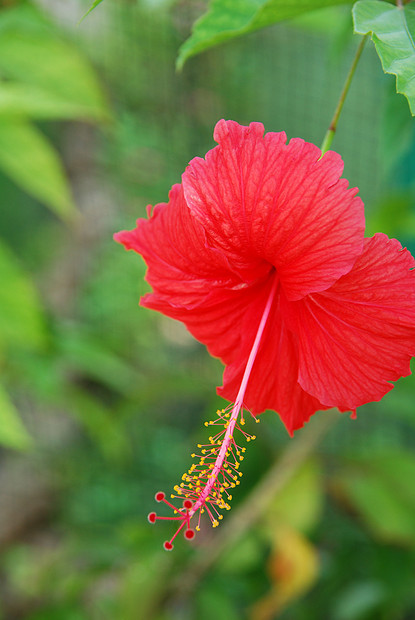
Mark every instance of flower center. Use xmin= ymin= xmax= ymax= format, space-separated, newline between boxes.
xmin=148 ymin=274 xmax=279 ymax=549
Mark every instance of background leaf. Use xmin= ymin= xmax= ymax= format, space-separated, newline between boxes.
xmin=266 ymin=459 xmax=323 ymax=533
xmin=252 ymin=524 xmax=319 ymax=619
xmin=332 ymin=452 xmax=415 ymax=546
xmin=0 ymin=4 xmax=109 ymax=122
xmin=79 ymin=0 xmax=105 ymax=24
xmin=0 ymin=238 xmax=46 ymax=351
xmin=177 ymin=0 xmax=355 ymax=69
xmin=353 ymin=0 xmax=415 ymax=115
xmin=0 ymin=118 xmax=77 ymax=222
xmin=0 ymin=382 xmax=32 ymax=451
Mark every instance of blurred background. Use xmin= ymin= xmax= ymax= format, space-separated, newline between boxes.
xmin=0 ymin=1 xmax=415 ymax=618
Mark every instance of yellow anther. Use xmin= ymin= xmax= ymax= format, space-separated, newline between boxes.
xmin=204 ymin=422 xmax=209 ymax=427
xmin=196 ymin=526 xmax=201 ymax=531
xmin=219 ymin=515 xmax=223 ymax=520
xmin=212 ymin=520 xmax=219 ymax=528
xmin=228 ymin=495 xmax=232 ymax=501
xmin=240 ymin=419 xmax=245 ymax=425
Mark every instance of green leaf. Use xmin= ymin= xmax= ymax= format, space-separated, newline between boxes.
xmin=0 ymin=4 xmax=109 ymax=122
xmin=79 ymin=0 xmax=105 ymax=24
xmin=57 ymin=324 xmax=140 ymax=395
xmin=333 ymin=452 xmax=415 ymax=546
xmin=0 ymin=239 xmax=46 ymax=351
xmin=0 ymin=118 xmax=77 ymax=222
xmin=267 ymin=459 xmax=323 ymax=534
xmin=379 ymin=81 xmax=415 ymax=171
xmin=0 ymin=382 xmax=32 ymax=451
xmin=177 ymin=0 xmax=355 ymax=69
xmin=353 ymin=0 xmax=415 ymax=115
xmin=0 ymin=82 xmax=105 ymax=121
xmin=67 ymin=388 xmax=130 ymax=463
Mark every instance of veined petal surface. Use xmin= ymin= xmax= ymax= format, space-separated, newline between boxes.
xmin=183 ymin=119 xmax=365 ymax=300
xmin=114 ymin=184 xmax=244 ymax=309
xmin=286 ymin=234 xmax=415 ymax=410
xmin=217 ymin=276 xmax=328 ymax=435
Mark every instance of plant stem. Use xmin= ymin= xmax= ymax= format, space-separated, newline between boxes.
xmin=320 ymin=35 xmax=368 ymax=155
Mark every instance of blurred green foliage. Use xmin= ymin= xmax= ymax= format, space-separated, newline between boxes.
xmin=0 ymin=1 xmax=414 ymax=619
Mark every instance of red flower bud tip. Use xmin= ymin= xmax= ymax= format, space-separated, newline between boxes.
xmin=163 ymin=541 xmax=173 ymax=551
xmin=185 ymin=529 xmax=195 ymax=540
xmin=155 ymin=492 xmax=165 ymax=502
xmin=183 ymin=499 xmax=193 ymax=510
xmin=148 ymin=512 xmax=157 ymax=524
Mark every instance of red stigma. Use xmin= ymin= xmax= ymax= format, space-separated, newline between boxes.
xmin=147 ymin=404 xmax=259 ymax=550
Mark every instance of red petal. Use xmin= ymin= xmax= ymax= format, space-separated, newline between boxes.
xmin=216 ymin=277 xmax=328 ymax=435
xmin=145 ymin=269 xmax=327 ymax=434
xmin=144 ymin=274 xmax=268 ymax=367
xmin=183 ymin=119 xmax=364 ymax=300
xmin=285 ymin=234 xmax=415 ymax=410
xmin=114 ymin=184 xmax=244 ymax=309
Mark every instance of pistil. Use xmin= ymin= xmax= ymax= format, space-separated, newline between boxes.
xmin=148 ymin=275 xmax=278 ymax=549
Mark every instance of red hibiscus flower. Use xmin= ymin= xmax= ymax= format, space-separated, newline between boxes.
xmin=115 ymin=120 xmax=415 ymax=547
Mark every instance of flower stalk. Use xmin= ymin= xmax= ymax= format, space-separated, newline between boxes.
xmin=320 ymin=35 xmax=367 ymax=155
